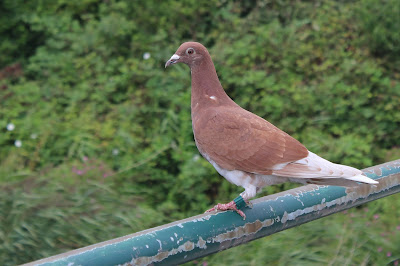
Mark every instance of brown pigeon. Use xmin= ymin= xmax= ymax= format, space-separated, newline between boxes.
xmin=165 ymin=42 xmax=378 ymax=219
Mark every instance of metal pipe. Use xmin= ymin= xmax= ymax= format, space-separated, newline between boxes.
xmin=25 ymin=160 xmax=400 ymax=266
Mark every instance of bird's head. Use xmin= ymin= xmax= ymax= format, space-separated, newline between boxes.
xmin=165 ymin=42 xmax=209 ymax=69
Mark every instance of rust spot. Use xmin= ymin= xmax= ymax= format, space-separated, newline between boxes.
xmin=183 ymin=241 xmax=195 ymax=251
xmin=129 ymin=237 xmax=206 ymax=265
xmin=346 ymin=172 xmax=400 ymax=197
xmin=198 ymin=237 xmax=207 ymax=249
xmin=213 ymin=219 xmax=274 ymax=244
xmin=154 ymin=251 xmax=169 ymax=262
xmin=363 ymin=160 xmax=400 ymax=178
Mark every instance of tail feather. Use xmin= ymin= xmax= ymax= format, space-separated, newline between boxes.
xmin=345 ymin=174 xmax=378 ymax=184
xmin=273 ymin=151 xmax=378 ymax=185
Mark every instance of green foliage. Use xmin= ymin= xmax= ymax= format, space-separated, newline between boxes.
xmin=0 ymin=0 xmax=399 ymax=265
xmin=357 ymin=0 xmax=400 ymax=66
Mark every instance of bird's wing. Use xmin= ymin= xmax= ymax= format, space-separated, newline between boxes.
xmin=193 ymin=106 xmax=309 ymax=174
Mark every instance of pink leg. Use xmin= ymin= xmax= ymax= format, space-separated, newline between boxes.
xmin=205 ymin=200 xmax=246 ymax=219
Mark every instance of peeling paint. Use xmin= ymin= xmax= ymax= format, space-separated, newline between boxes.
xmin=279 ymin=171 xmax=400 ymax=224
xmin=286 ymin=184 xmax=320 ymax=197
xmin=27 ymin=160 xmax=400 ymax=266
xmin=295 ymin=197 xmax=305 ymax=206
xmin=281 ymin=211 xmax=288 ymax=224
xmin=347 ymin=168 xmax=400 ymax=198
xmin=296 ymin=164 xmax=396 ymax=206
xmin=192 ymin=215 xmax=212 ymax=222
xmin=281 ymin=202 xmax=327 ymax=224
xmin=129 ymin=236 xmax=209 ymax=265
xmin=213 ymin=219 xmax=274 ymax=245
xmin=198 ymin=237 xmax=207 ymax=249
xmin=156 ymin=239 xmax=162 ymax=251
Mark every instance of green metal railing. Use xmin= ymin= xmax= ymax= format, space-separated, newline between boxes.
xmin=25 ymin=160 xmax=400 ymax=266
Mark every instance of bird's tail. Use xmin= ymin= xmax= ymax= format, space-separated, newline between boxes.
xmin=272 ymin=151 xmax=378 ymax=186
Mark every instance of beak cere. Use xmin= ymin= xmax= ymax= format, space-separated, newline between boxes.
xmin=165 ymin=54 xmax=180 ymax=68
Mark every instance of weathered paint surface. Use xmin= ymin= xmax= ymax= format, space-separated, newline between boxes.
xmin=25 ymin=160 xmax=400 ymax=266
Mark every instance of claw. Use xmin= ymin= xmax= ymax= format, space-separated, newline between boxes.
xmin=205 ymin=200 xmax=246 ymax=219
xmin=246 ymin=200 xmax=253 ymax=209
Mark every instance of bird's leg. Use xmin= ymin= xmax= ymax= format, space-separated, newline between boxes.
xmin=239 ymin=186 xmax=257 ymax=208
xmin=205 ymin=186 xmax=257 ymax=219
xmin=241 ymin=187 xmax=261 ymax=208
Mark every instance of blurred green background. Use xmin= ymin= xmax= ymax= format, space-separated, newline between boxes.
xmin=1 ymin=0 xmax=399 ymax=265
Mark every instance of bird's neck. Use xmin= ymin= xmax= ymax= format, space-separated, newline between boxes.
xmin=190 ymin=57 xmax=235 ymax=112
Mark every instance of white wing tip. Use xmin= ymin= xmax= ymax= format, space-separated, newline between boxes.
xmin=347 ymin=174 xmax=379 ymax=184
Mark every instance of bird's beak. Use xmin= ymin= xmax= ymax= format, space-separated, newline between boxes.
xmin=165 ymin=54 xmax=180 ymax=68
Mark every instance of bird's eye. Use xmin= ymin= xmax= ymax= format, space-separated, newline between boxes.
xmin=186 ymin=48 xmax=195 ymax=55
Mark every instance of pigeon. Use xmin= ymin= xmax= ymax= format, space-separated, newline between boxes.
xmin=165 ymin=42 xmax=378 ymax=219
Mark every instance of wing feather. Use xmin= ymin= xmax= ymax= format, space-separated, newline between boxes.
xmin=193 ymin=106 xmax=309 ymax=174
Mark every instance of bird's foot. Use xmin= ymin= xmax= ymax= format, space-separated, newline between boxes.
xmin=205 ymin=200 xmax=246 ymax=219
